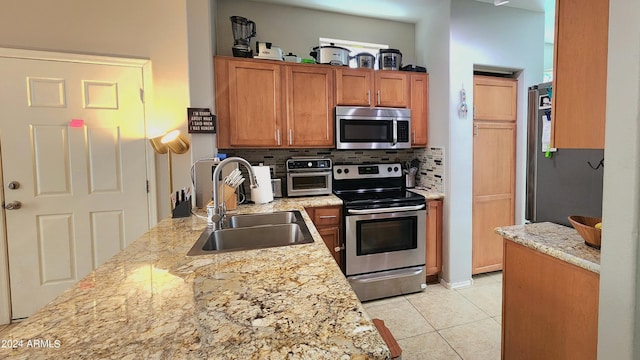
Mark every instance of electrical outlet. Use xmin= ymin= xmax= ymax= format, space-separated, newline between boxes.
xmin=268 ymin=164 xmax=276 ymax=178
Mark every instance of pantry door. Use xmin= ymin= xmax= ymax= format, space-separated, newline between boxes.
xmin=0 ymin=54 xmax=150 ymax=319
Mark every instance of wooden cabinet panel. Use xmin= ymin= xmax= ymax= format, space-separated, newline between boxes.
xmin=472 ymin=121 xmax=516 ymax=274
xmin=502 ymin=240 xmax=599 ymax=359
xmin=285 ymin=65 xmax=334 ymax=147
xmin=335 ymin=68 xmax=373 ymax=106
xmin=410 ymin=74 xmax=429 ymax=147
xmin=473 ymin=76 xmax=517 ymax=122
xmin=375 ymin=71 xmax=409 ymax=108
xmin=227 ymin=60 xmax=282 ymax=147
xmin=425 ymin=199 xmax=442 ymax=277
xmin=306 ymin=206 xmax=343 ymax=271
xmin=318 ymin=226 xmax=341 ymax=269
xmin=551 ymin=0 xmax=608 ymax=149
xmin=214 ymin=57 xmax=231 ymax=148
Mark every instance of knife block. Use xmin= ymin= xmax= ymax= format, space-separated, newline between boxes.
xmin=219 ymin=183 xmax=238 ymax=210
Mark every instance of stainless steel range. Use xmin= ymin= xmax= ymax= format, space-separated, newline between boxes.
xmin=333 ymin=163 xmax=427 ymax=301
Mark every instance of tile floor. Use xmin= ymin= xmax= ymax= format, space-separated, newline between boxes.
xmin=363 ymin=271 xmax=503 ymax=360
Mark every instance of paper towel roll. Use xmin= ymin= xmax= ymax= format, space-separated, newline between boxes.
xmin=250 ymin=165 xmax=273 ymax=204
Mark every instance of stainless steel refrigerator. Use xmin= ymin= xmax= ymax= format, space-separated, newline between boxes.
xmin=526 ymin=83 xmax=604 ymax=226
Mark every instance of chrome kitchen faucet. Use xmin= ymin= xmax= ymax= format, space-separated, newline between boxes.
xmin=209 ymin=157 xmax=258 ymax=230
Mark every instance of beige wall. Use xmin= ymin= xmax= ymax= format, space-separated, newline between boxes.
xmin=0 ymin=0 xmax=192 ymax=220
xmin=215 ymin=0 xmax=416 ymax=65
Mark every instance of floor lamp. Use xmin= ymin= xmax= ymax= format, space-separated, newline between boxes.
xmin=149 ymin=130 xmax=190 ymax=213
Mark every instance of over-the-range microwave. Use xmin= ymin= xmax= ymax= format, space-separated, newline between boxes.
xmin=335 ymin=106 xmax=411 ymax=150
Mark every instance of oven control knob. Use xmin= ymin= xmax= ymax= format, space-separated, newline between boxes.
xmin=308 ymin=162 xmax=313 ymax=167
xmin=387 ymin=167 xmax=392 ymax=172
xmin=336 ymin=169 xmax=342 ymax=174
xmin=394 ymin=166 xmax=399 ymax=172
xmin=344 ymin=169 xmax=350 ymax=174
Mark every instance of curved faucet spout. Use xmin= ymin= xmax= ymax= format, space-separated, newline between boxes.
xmin=209 ymin=157 xmax=258 ymax=230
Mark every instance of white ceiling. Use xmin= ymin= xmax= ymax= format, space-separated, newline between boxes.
xmin=249 ymin=0 xmax=556 ymax=43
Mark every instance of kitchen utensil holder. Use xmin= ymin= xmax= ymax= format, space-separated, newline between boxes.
xmin=219 ymin=183 xmax=238 ymax=210
xmin=172 ymin=201 xmax=191 ymax=218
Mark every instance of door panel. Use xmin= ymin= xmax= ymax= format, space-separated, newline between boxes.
xmin=0 ymin=57 xmax=149 ymax=319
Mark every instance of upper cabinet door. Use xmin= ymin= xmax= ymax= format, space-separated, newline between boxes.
xmin=410 ymin=74 xmax=429 ymax=147
xmin=375 ymin=71 xmax=409 ymax=108
xmin=552 ymin=0 xmax=609 ymax=149
xmin=335 ymin=68 xmax=373 ymax=106
xmin=473 ymin=76 xmax=517 ymax=121
xmin=227 ymin=60 xmax=282 ymax=147
xmin=285 ymin=65 xmax=335 ymax=148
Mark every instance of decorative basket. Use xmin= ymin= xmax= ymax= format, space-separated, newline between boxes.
xmin=568 ymin=216 xmax=602 ymax=249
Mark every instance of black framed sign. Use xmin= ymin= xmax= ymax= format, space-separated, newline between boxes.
xmin=187 ymin=108 xmax=216 ymax=133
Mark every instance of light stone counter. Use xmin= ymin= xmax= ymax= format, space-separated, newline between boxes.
xmin=2 ymin=194 xmax=391 ymax=359
xmin=408 ymin=188 xmax=445 ymax=201
xmin=495 ymin=222 xmax=601 ymax=274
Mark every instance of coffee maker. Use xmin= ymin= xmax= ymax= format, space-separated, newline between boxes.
xmin=230 ymin=16 xmax=256 ymax=58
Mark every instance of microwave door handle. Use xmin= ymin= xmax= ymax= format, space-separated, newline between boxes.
xmin=347 ymin=204 xmax=425 ymax=215
xmin=392 ymin=119 xmax=398 ymax=145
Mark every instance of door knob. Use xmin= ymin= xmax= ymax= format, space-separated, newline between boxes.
xmin=4 ymin=201 xmax=22 ymax=210
xmin=7 ymin=181 xmax=20 ymax=190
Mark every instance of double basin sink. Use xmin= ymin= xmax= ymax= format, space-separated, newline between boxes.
xmin=187 ymin=210 xmax=314 ymax=256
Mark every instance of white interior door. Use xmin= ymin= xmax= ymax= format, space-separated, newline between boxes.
xmin=0 ymin=56 xmax=150 ymax=319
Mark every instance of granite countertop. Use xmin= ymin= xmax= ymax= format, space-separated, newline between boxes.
xmin=2 ymin=194 xmax=391 ymax=359
xmin=408 ymin=188 xmax=445 ymax=200
xmin=495 ymin=222 xmax=601 ymax=274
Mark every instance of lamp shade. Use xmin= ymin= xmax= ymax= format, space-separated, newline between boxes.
xmin=149 ymin=135 xmax=169 ymax=154
xmin=161 ymin=130 xmax=190 ymax=154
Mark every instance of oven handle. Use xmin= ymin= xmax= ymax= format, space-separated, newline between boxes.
xmin=287 ymin=171 xmax=331 ymax=177
xmin=347 ymin=204 xmax=425 ymax=215
xmin=348 ymin=266 xmax=425 ymax=283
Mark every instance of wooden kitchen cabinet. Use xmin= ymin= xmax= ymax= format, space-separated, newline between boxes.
xmin=214 ymin=56 xmax=334 ymax=148
xmin=410 ymin=74 xmax=429 ymax=147
xmin=306 ymin=206 xmax=343 ymax=271
xmin=226 ymin=58 xmax=283 ymax=147
xmin=335 ymin=68 xmax=374 ymax=106
xmin=335 ymin=68 xmax=409 ymax=108
xmin=473 ymin=76 xmax=517 ymax=122
xmin=472 ymin=121 xmax=516 ymax=274
xmin=551 ymin=0 xmax=609 ymax=149
xmin=285 ymin=65 xmax=334 ymax=147
xmin=502 ymin=240 xmax=599 ymax=359
xmin=375 ymin=71 xmax=409 ymax=108
xmin=425 ymin=199 xmax=442 ymax=282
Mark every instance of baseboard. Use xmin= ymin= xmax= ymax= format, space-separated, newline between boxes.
xmin=440 ymin=278 xmax=473 ymax=289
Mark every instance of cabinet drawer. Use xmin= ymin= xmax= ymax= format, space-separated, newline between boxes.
xmin=312 ymin=207 xmax=341 ymax=226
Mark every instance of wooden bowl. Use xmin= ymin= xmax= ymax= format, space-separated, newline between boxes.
xmin=568 ymin=216 xmax=602 ymax=249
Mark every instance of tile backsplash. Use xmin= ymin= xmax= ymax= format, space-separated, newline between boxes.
xmin=219 ymin=147 xmax=445 ymax=193
xmin=417 ymin=146 xmax=445 ymax=193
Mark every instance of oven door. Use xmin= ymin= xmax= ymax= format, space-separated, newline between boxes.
xmin=286 ymin=171 xmax=332 ymax=197
xmin=344 ymin=205 xmax=426 ymax=276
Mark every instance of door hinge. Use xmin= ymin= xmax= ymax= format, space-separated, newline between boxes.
xmin=146 ymin=180 xmax=150 ymax=193
xmin=139 ymin=88 xmax=145 ymax=103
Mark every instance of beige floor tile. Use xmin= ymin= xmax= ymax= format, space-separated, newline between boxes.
xmin=365 ymin=298 xmax=435 ymax=340
xmin=439 ymin=318 xmax=501 ymax=360
xmin=408 ymin=290 xmax=489 ymax=330
xmin=456 ymin=282 xmax=502 ymax=317
xmin=471 ymin=273 xmax=494 ymax=286
xmin=361 ymin=295 xmax=408 ymax=310
xmin=405 ymin=283 xmax=449 ymax=299
xmin=487 ymin=271 xmax=503 ymax=283
xmin=398 ymin=332 xmax=462 ymax=360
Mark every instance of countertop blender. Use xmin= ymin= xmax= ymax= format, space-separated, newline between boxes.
xmin=230 ymin=16 xmax=256 ymax=58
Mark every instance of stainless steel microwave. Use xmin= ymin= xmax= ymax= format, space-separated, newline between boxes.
xmin=335 ymin=106 xmax=411 ymax=150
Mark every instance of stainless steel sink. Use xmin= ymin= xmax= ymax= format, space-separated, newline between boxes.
xmin=187 ymin=211 xmax=314 ymax=255
xmin=228 ymin=211 xmax=296 ymax=228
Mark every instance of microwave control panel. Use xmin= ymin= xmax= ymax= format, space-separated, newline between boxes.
xmin=397 ymin=121 xmax=410 ymax=142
